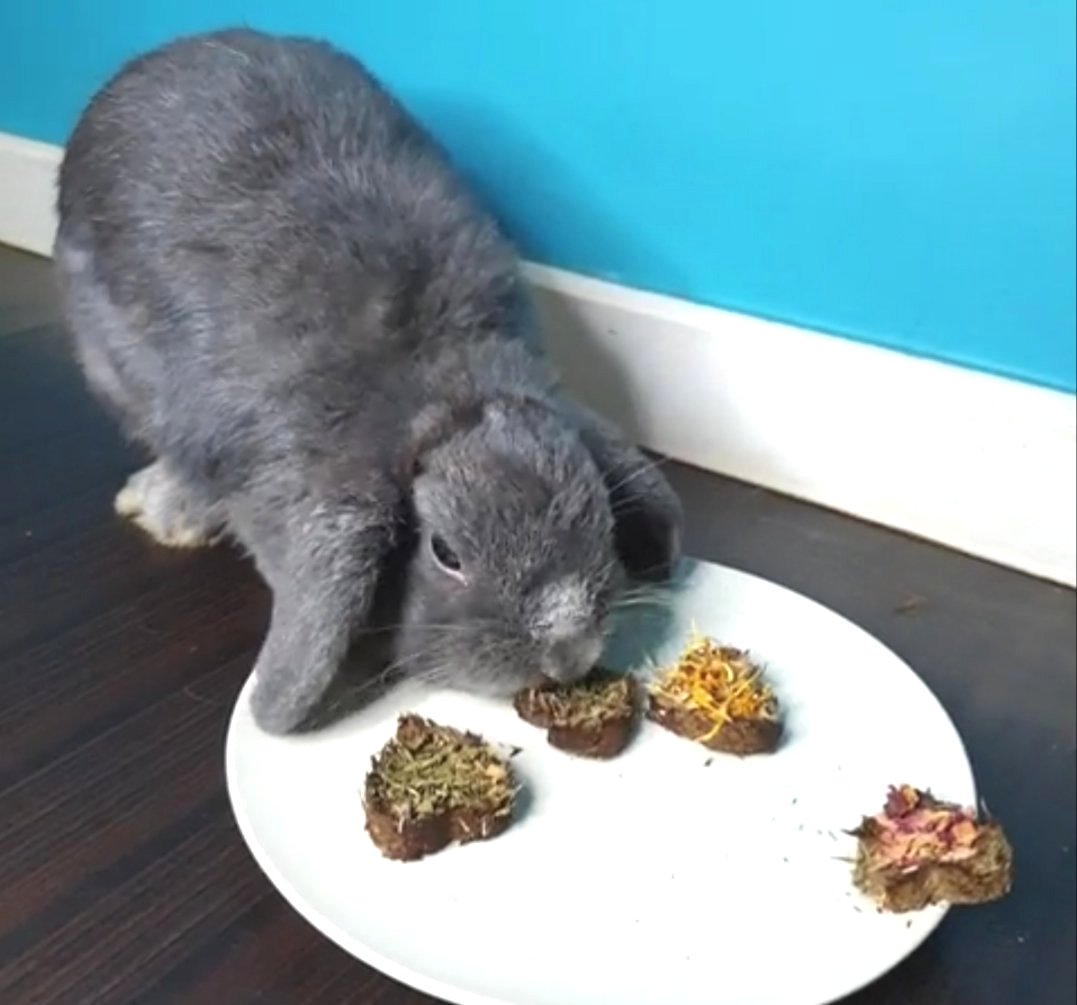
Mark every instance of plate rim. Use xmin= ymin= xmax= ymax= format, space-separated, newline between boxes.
xmin=224 ymin=559 xmax=974 ymax=1005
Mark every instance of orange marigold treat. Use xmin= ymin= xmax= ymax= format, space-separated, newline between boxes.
xmin=852 ymin=785 xmax=1013 ymax=912
xmin=646 ymin=634 xmax=781 ymax=755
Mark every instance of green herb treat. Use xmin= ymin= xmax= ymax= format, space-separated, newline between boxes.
xmin=514 ymin=669 xmax=638 ymax=759
xmin=363 ymin=715 xmax=518 ymax=861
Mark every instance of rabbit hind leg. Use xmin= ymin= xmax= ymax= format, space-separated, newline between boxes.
xmin=114 ymin=461 xmax=224 ymax=549
xmin=56 ymin=234 xmax=223 ymax=549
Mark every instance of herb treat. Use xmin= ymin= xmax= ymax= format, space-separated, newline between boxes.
xmin=514 ymin=670 xmax=637 ymax=758
xmin=363 ymin=715 xmax=517 ymax=861
xmin=852 ymin=785 xmax=1014 ymax=913
xmin=646 ymin=635 xmax=781 ymax=755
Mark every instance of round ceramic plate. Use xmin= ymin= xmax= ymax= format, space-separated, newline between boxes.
xmin=225 ymin=559 xmax=976 ymax=1005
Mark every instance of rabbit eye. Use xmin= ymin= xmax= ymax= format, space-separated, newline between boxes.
xmin=430 ymin=534 xmax=464 ymax=576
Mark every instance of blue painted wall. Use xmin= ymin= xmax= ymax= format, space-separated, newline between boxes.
xmin=2 ymin=2 xmax=1074 ymax=391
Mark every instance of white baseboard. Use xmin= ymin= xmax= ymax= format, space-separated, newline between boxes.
xmin=2 ymin=130 xmax=1074 ymax=587
xmin=528 ymin=266 xmax=1076 ymax=587
xmin=0 ymin=133 xmax=61 ymax=257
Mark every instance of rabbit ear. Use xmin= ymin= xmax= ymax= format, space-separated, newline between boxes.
xmin=249 ymin=502 xmax=398 ymax=734
xmin=399 ymin=398 xmax=489 ymax=481
xmin=574 ymin=406 xmax=684 ymax=582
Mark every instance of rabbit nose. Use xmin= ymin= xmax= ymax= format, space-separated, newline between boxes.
xmin=543 ymin=635 xmax=603 ymax=683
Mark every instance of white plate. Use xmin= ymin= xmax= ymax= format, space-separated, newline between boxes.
xmin=225 ymin=559 xmax=976 ymax=1005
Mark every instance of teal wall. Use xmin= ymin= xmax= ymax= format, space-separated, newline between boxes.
xmin=1 ymin=2 xmax=1074 ymax=391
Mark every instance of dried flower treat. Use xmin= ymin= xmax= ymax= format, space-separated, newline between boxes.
xmin=514 ymin=670 xmax=637 ymax=758
xmin=363 ymin=715 xmax=517 ymax=861
xmin=851 ymin=785 xmax=1013 ymax=912
xmin=647 ymin=634 xmax=781 ymax=755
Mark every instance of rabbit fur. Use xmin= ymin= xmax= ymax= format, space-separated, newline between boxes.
xmin=54 ymin=29 xmax=683 ymax=734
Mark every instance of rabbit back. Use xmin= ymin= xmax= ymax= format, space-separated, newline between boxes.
xmin=56 ymin=29 xmax=524 ymax=486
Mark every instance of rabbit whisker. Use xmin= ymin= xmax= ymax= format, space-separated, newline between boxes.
xmin=604 ymin=455 xmax=672 ymax=496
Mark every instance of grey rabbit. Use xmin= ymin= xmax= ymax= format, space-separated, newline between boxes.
xmin=54 ymin=28 xmax=683 ymax=734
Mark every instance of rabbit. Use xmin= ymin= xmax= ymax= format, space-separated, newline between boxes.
xmin=54 ymin=28 xmax=684 ymax=735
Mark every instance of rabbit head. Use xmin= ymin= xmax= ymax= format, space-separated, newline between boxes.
xmin=393 ymin=393 xmax=629 ymax=695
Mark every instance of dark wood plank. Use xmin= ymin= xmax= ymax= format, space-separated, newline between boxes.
xmin=0 ymin=244 xmax=59 ymax=333
xmin=0 ymin=246 xmax=1072 ymax=1005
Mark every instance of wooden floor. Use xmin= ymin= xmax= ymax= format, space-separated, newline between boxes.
xmin=0 ymin=244 xmax=1073 ymax=1005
